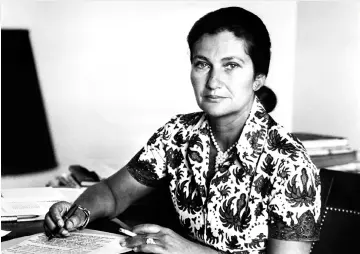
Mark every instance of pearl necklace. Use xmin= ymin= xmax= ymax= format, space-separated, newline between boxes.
xmin=209 ymin=127 xmax=238 ymax=170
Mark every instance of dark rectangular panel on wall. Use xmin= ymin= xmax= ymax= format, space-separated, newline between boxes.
xmin=1 ymin=29 xmax=57 ymax=175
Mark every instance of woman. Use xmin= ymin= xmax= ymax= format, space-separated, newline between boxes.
xmin=44 ymin=6 xmax=321 ymax=254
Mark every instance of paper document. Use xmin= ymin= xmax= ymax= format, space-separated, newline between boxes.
xmin=2 ymin=230 xmax=131 ymax=254
xmin=1 ymin=188 xmax=85 ymax=222
xmin=2 ymin=199 xmax=53 ymax=216
xmin=1 ymin=187 xmax=84 ymax=202
xmin=1 ymin=199 xmax=55 ymax=221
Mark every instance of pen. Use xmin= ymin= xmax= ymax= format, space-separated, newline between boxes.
xmin=17 ymin=215 xmax=40 ymax=219
xmin=17 ymin=215 xmax=40 ymax=222
xmin=2 ymin=215 xmax=39 ymax=222
xmin=118 ymin=227 xmax=137 ymax=237
xmin=48 ymin=203 xmax=79 ymax=240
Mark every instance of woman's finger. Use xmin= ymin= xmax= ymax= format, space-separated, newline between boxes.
xmin=48 ymin=202 xmax=70 ymax=228
xmin=43 ymin=220 xmax=54 ymax=237
xmin=132 ymin=224 xmax=163 ymax=234
xmin=122 ymin=234 xmax=148 ymax=248
xmin=44 ymin=213 xmax=70 ymax=237
xmin=44 ymin=202 xmax=74 ymax=237
xmin=143 ymin=233 xmax=163 ymax=240
xmin=64 ymin=209 xmax=85 ymax=231
xmin=43 ymin=212 xmax=57 ymax=233
xmin=133 ymin=243 xmax=165 ymax=253
xmin=121 ymin=232 xmax=166 ymax=248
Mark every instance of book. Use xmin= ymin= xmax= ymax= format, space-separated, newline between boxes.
xmin=327 ymin=161 xmax=360 ymax=173
xmin=306 ymin=146 xmax=354 ymax=156
xmin=69 ymin=165 xmax=101 ymax=187
xmin=293 ymin=132 xmax=349 ymax=150
xmin=310 ymin=150 xmax=357 ymax=168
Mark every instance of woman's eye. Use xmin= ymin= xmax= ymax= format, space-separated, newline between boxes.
xmin=194 ymin=62 xmax=209 ymax=70
xmin=224 ymin=63 xmax=240 ymax=70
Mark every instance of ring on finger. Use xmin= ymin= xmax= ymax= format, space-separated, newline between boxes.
xmin=146 ymin=237 xmax=156 ymax=245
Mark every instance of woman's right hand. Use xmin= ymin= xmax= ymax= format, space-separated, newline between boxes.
xmin=43 ymin=201 xmax=86 ymax=238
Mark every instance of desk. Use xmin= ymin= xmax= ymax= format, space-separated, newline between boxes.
xmin=1 ymin=220 xmax=44 ymax=242
xmin=1 ymin=172 xmax=179 ymax=253
xmin=3 ymin=168 xmax=360 ymax=254
xmin=1 ymin=189 xmax=181 ymax=253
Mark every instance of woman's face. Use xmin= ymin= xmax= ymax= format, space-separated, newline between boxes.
xmin=191 ymin=30 xmax=258 ymax=118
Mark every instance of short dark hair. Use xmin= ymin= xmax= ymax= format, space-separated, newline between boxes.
xmin=187 ymin=6 xmax=271 ymax=77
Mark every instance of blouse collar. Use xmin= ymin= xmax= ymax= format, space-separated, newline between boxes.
xmin=234 ymin=96 xmax=270 ymax=176
xmin=185 ymin=97 xmax=271 ymax=204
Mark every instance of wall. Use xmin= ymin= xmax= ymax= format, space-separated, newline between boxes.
xmin=2 ymin=0 xmax=297 ymax=169
xmin=293 ymin=1 xmax=360 ymax=149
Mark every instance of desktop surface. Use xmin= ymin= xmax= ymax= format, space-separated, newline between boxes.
xmin=2 ymin=220 xmax=44 ymax=242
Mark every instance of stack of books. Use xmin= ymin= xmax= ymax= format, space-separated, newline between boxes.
xmin=293 ymin=132 xmax=359 ymax=171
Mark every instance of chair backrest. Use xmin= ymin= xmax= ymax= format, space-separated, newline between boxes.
xmin=310 ymin=168 xmax=360 ymax=254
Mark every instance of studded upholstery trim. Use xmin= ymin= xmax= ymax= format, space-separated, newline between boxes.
xmin=310 ymin=206 xmax=360 ymax=253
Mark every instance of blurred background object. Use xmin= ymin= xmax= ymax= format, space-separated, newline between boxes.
xmin=1 ymin=29 xmax=58 ymax=175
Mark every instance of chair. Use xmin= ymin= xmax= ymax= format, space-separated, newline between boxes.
xmin=310 ymin=168 xmax=360 ymax=254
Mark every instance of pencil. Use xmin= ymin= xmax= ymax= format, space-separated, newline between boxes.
xmin=48 ymin=204 xmax=79 ymax=240
xmin=118 ymin=227 xmax=137 ymax=237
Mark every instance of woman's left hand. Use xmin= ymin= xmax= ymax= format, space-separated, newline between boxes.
xmin=119 ymin=224 xmax=216 ymax=254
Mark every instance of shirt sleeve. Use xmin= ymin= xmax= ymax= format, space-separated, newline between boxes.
xmin=126 ymin=116 xmax=178 ymax=187
xmin=268 ymin=151 xmax=321 ymax=241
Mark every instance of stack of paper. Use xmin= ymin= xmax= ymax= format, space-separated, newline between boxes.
xmin=1 ymin=187 xmax=85 ymax=222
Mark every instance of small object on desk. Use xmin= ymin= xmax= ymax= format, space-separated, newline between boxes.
xmin=48 ymin=203 xmax=79 ymax=240
xmin=55 ymin=173 xmax=82 ymax=188
xmin=118 ymin=228 xmax=137 ymax=237
xmin=69 ymin=165 xmax=101 ymax=187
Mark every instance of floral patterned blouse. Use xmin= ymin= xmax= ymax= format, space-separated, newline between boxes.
xmin=127 ymin=97 xmax=321 ymax=253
